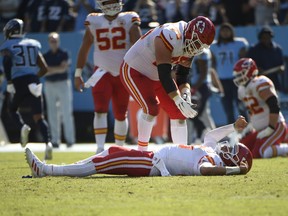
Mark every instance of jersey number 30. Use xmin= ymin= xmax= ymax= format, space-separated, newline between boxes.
xmin=13 ymin=45 xmax=37 ymax=67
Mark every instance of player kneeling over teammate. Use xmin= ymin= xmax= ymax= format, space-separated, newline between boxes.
xmin=233 ymin=58 xmax=288 ymax=158
xmin=25 ymin=116 xmax=253 ymax=177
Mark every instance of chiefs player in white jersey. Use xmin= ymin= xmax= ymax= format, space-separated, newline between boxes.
xmin=120 ymin=16 xmax=215 ymax=151
xmin=74 ymin=0 xmax=142 ymax=153
xmin=233 ymin=58 xmax=288 ymax=158
xmin=25 ymin=116 xmax=253 ymax=178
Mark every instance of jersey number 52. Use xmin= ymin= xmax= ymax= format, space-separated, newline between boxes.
xmin=96 ymin=27 xmax=126 ymax=50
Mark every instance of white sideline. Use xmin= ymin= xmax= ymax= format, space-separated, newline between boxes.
xmin=0 ymin=142 xmax=175 ymax=153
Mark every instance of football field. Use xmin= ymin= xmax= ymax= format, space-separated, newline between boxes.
xmin=0 ymin=143 xmax=287 ymax=216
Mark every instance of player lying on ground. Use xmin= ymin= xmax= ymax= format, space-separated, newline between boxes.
xmin=25 ymin=116 xmax=253 ymax=178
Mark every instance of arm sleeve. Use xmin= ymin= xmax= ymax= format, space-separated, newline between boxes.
xmin=157 ymin=63 xmax=178 ymax=94
xmin=176 ymin=64 xmax=190 ymax=86
xmin=203 ymin=124 xmax=235 ymax=148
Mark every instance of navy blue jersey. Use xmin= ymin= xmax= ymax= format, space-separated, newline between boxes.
xmin=0 ymin=37 xmax=41 ymax=79
xmin=26 ymin=0 xmax=47 ymax=32
xmin=44 ymin=0 xmax=69 ymax=32
xmin=43 ymin=48 xmax=69 ymax=81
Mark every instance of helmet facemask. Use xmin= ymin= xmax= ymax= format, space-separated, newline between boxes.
xmin=96 ymin=0 xmax=123 ymax=16
xmin=233 ymin=58 xmax=258 ymax=87
xmin=233 ymin=69 xmax=250 ymax=86
xmin=216 ymin=141 xmax=240 ymax=166
xmin=183 ymin=28 xmax=209 ymax=57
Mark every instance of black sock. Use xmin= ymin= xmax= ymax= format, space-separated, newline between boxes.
xmin=37 ymin=119 xmax=51 ymax=143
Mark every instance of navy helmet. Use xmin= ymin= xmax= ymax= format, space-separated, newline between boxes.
xmin=3 ymin=18 xmax=24 ymax=40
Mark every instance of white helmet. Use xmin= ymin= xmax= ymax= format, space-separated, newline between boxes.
xmin=96 ymin=0 xmax=123 ymax=16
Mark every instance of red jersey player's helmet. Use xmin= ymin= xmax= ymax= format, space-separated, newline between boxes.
xmin=183 ymin=16 xmax=215 ymax=57
xmin=96 ymin=0 xmax=123 ymax=16
xmin=233 ymin=58 xmax=258 ymax=86
xmin=216 ymin=142 xmax=253 ymax=172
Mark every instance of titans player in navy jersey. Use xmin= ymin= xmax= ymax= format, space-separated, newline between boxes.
xmin=0 ymin=18 xmax=53 ymax=160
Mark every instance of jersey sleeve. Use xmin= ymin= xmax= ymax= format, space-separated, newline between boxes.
xmin=235 ymin=37 xmax=249 ymax=49
xmin=85 ymin=13 xmax=101 ymax=26
xmin=125 ymin=11 xmax=141 ymax=26
xmin=255 ymin=76 xmax=273 ymax=92
xmin=122 ymin=11 xmax=141 ymax=33
xmin=196 ymin=157 xmax=215 ymax=176
xmin=158 ymin=27 xmax=181 ymax=52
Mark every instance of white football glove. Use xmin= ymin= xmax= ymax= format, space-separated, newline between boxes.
xmin=28 ymin=83 xmax=42 ymax=97
xmin=173 ymin=95 xmax=198 ymax=119
xmin=7 ymin=83 xmax=15 ymax=94
xmin=181 ymin=88 xmax=191 ymax=103
xmin=256 ymin=126 xmax=274 ymax=139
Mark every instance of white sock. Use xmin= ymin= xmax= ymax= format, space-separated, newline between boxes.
xmin=137 ymin=112 xmax=155 ymax=151
xmin=94 ymin=112 xmax=107 ymax=149
xmin=44 ymin=162 xmax=96 ymax=177
xmin=170 ymin=119 xmax=187 ymax=144
xmin=276 ymin=144 xmax=288 ymax=156
xmin=114 ymin=119 xmax=128 ymax=146
xmin=263 ymin=144 xmax=288 ymax=158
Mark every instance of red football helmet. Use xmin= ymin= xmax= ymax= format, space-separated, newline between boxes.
xmin=183 ymin=16 xmax=215 ymax=57
xmin=216 ymin=142 xmax=253 ymax=172
xmin=233 ymin=58 xmax=258 ymax=86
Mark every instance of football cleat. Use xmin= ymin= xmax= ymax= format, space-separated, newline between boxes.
xmin=25 ymin=148 xmax=46 ymax=178
xmin=44 ymin=142 xmax=53 ymax=160
xmin=20 ymin=124 xmax=31 ymax=148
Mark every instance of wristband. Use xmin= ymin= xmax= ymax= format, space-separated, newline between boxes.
xmin=225 ymin=166 xmax=240 ymax=175
xmin=75 ymin=68 xmax=83 ymax=77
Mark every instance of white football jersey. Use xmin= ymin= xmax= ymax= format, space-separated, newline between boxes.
xmin=238 ymin=75 xmax=285 ymax=131
xmin=152 ymin=145 xmax=224 ymax=176
xmin=85 ymin=12 xmax=140 ymax=76
xmin=124 ymin=21 xmax=191 ymax=81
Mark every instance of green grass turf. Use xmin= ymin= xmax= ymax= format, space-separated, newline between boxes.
xmin=0 ymin=152 xmax=287 ymax=216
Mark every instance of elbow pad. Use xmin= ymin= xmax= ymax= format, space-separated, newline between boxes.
xmin=266 ymin=95 xmax=280 ymax=114
xmin=157 ymin=63 xmax=177 ymax=94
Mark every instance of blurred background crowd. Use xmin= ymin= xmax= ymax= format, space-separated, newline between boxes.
xmin=1 ymin=0 xmax=288 ymax=33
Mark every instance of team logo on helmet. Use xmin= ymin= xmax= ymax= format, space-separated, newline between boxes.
xmin=196 ymin=20 xmax=205 ymax=34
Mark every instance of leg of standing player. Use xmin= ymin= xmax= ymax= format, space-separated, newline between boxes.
xmin=121 ymin=62 xmax=159 ymax=151
xmin=111 ymin=76 xmax=129 ymax=146
xmin=154 ymin=82 xmax=187 ymax=144
xmin=92 ymin=73 xmax=113 ymax=153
